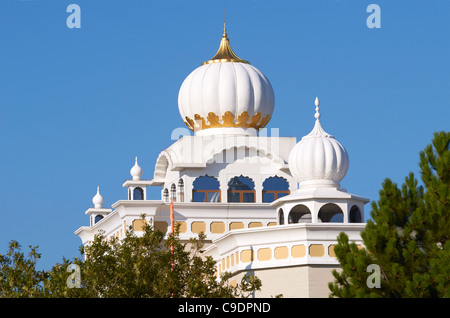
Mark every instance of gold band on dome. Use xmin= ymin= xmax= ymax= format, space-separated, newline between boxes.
xmin=184 ymin=111 xmax=271 ymax=132
xmin=202 ymin=28 xmax=250 ymax=65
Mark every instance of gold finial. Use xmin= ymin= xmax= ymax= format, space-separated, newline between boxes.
xmin=201 ymin=17 xmax=250 ymax=65
xmin=223 ymin=9 xmax=227 ymax=37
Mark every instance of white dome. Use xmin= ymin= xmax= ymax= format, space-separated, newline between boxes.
xmin=130 ymin=157 xmax=143 ymax=180
xmin=288 ymin=98 xmax=349 ymax=188
xmin=178 ymin=30 xmax=274 ymax=134
xmin=92 ymin=186 xmax=104 ymax=208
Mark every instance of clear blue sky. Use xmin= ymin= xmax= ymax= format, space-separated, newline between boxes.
xmin=0 ymin=0 xmax=448 ymax=270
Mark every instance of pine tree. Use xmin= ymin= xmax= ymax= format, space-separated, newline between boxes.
xmin=329 ymin=131 xmax=450 ymax=298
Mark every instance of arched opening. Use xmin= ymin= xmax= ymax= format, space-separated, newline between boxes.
xmin=163 ymin=188 xmax=169 ymax=202
xmin=262 ymin=176 xmax=290 ymax=203
xmin=227 ymin=176 xmax=255 ymax=203
xmin=133 ymin=187 xmax=144 ymax=200
xmin=170 ymin=184 xmax=176 ymax=202
xmin=94 ymin=215 xmax=104 ymax=224
xmin=318 ymin=203 xmax=344 ymax=223
xmin=178 ymin=179 xmax=184 ymax=202
xmin=288 ymin=204 xmax=312 ymax=224
xmin=349 ymin=205 xmax=362 ymax=223
xmin=278 ymin=209 xmax=284 ymax=225
xmin=192 ymin=175 xmax=221 ymax=202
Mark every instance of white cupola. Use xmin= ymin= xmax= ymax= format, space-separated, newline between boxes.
xmin=130 ymin=157 xmax=143 ymax=180
xmin=92 ymin=186 xmax=104 ymax=208
xmin=85 ymin=186 xmax=111 ymax=226
xmin=272 ymin=97 xmax=369 ymax=225
xmin=288 ymin=97 xmax=349 ymax=189
xmin=178 ymin=26 xmax=275 ymax=136
xmin=123 ymin=156 xmax=152 ymax=200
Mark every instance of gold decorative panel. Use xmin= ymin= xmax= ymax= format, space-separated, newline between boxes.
xmin=328 ymin=245 xmax=336 ymax=257
xmin=240 ymin=249 xmax=254 ymax=263
xmin=257 ymin=248 xmax=272 ymax=261
xmin=184 ymin=111 xmax=271 ymax=131
xmin=191 ymin=221 xmax=206 ymax=234
xmin=291 ymin=245 xmax=306 ymax=258
xmin=210 ymin=222 xmax=225 ymax=234
xmin=132 ymin=219 xmax=147 ymax=231
xmin=229 ymin=222 xmax=244 ymax=230
xmin=309 ymin=244 xmax=325 ymax=257
xmin=274 ymin=246 xmax=289 ymax=260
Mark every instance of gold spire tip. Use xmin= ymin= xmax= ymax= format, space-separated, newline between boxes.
xmin=223 ymin=9 xmax=227 ymax=37
xmin=201 ymin=16 xmax=250 ymax=66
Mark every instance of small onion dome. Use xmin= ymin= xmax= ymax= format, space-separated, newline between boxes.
xmin=288 ymin=97 xmax=349 ymax=188
xmin=130 ymin=157 xmax=143 ymax=180
xmin=178 ymin=27 xmax=274 ymax=134
xmin=92 ymin=186 xmax=104 ymax=208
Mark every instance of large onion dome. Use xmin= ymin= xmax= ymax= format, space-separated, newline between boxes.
xmin=178 ymin=27 xmax=274 ymax=135
xmin=288 ymin=98 xmax=349 ymax=188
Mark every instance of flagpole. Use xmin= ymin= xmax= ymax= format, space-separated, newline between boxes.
xmin=170 ymin=199 xmax=175 ymax=297
xmin=170 ymin=199 xmax=174 ymax=270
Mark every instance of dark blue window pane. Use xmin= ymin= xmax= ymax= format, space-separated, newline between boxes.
xmin=349 ymin=207 xmax=362 ymax=223
xmin=242 ymin=192 xmax=254 ymax=203
xmin=330 ymin=214 xmax=343 ymax=223
xmin=133 ymin=187 xmax=143 ymax=200
xmin=193 ymin=176 xmax=221 ymax=203
xmin=263 ymin=192 xmax=275 ymax=203
xmin=208 ymin=192 xmax=220 ymax=202
xmin=94 ymin=215 xmax=104 ymax=224
xmin=193 ymin=192 xmax=205 ymax=202
xmin=228 ymin=192 xmax=241 ymax=203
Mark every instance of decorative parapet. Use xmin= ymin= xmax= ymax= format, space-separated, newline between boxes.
xmin=203 ymin=223 xmax=366 ymax=276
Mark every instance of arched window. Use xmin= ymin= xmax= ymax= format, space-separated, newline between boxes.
xmin=278 ymin=209 xmax=284 ymax=225
xmin=133 ymin=187 xmax=144 ymax=200
xmin=94 ymin=215 xmax=104 ymax=224
xmin=163 ymin=188 xmax=169 ymax=202
xmin=262 ymin=176 xmax=290 ymax=203
xmin=288 ymin=204 xmax=312 ymax=224
xmin=318 ymin=203 xmax=344 ymax=223
xmin=349 ymin=205 xmax=362 ymax=223
xmin=178 ymin=179 xmax=184 ymax=202
xmin=192 ymin=176 xmax=221 ymax=202
xmin=170 ymin=184 xmax=176 ymax=202
xmin=227 ymin=176 xmax=255 ymax=203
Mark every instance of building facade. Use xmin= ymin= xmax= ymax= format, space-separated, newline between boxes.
xmin=75 ymin=26 xmax=369 ymax=298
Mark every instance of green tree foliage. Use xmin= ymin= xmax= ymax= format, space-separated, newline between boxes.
xmin=328 ymin=131 xmax=450 ymax=297
xmin=0 ymin=241 xmax=47 ymax=297
xmin=0 ymin=221 xmax=261 ymax=298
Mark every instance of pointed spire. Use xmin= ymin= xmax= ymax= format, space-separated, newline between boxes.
xmin=303 ymin=97 xmax=333 ymax=139
xmin=314 ymin=97 xmax=320 ymax=120
xmin=202 ymin=20 xmax=250 ymax=65
xmin=223 ymin=9 xmax=227 ymax=38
